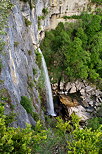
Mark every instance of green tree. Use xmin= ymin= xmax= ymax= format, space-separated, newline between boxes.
xmin=65 ymin=37 xmax=89 ymax=80
xmin=76 ymin=27 xmax=88 ymax=48
xmin=81 ymin=14 xmax=101 ymax=39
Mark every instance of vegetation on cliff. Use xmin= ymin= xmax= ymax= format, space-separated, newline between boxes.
xmin=91 ymin=0 xmax=102 ymax=4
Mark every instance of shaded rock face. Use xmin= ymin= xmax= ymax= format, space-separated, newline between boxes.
xmin=52 ymin=80 xmax=102 ymax=121
xmin=54 ymin=96 xmax=69 ymax=119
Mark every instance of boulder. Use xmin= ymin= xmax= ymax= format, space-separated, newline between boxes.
xmin=65 ymin=82 xmax=71 ymax=91
xmin=95 ymin=101 xmax=100 ymax=107
xmin=60 ymin=95 xmax=79 ymax=107
xmin=69 ymin=83 xmax=77 ymax=93
xmin=80 ymin=88 xmax=85 ymax=95
xmin=89 ymin=101 xmax=94 ymax=107
xmin=95 ymin=90 xmax=102 ymax=96
xmin=82 ymin=101 xmax=89 ymax=107
xmin=60 ymin=82 xmax=64 ymax=90
xmin=68 ymin=105 xmax=91 ymax=121
xmin=85 ymin=86 xmax=93 ymax=92
xmin=58 ymin=91 xmax=65 ymax=95
xmin=76 ymin=82 xmax=84 ymax=90
xmin=85 ymin=108 xmax=94 ymax=113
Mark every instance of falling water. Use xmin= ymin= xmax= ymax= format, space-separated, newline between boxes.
xmin=38 ymin=48 xmax=56 ymax=116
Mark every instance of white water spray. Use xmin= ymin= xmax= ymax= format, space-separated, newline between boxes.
xmin=38 ymin=48 xmax=56 ymax=116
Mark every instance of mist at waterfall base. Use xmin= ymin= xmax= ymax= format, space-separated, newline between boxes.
xmin=38 ymin=48 xmax=56 ymax=116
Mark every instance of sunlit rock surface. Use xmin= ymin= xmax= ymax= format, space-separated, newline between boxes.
xmin=53 ymin=80 xmax=102 ymax=121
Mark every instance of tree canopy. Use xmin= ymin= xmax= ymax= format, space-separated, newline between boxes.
xmin=40 ymin=13 xmax=102 ymax=89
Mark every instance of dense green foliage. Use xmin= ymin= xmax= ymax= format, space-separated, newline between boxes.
xmin=67 ymin=126 xmax=102 ymax=154
xmin=87 ymin=117 xmax=102 ymax=130
xmin=20 ymin=96 xmax=34 ymax=114
xmin=42 ymin=8 xmax=49 ymax=15
xmin=40 ymin=13 xmax=102 ymax=88
xmin=91 ymin=0 xmax=102 ymax=4
xmin=0 ymin=0 xmax=13 ymax=33
xmin=0 ymin=103 xmax=102 ymax=154
xmin=20 ymin=96 xmax=39 ymax=121
xmin=0 ymin=104 xmax=47 ymax=153
xmin=35 ymin=50 xmax=42 ymax=68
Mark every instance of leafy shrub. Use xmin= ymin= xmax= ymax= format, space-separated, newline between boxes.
xmin=27 ymin=76 xmax=34 ymax=88
xmin=5 ymin=112 xmax=16 ymax=126
xmin=1 ymin=102 xmax=102 ymax=154
xmin=95 ymin=8 xmax=102 ymax=15
xmin=28 ymin=50 xmax=32 ymax=55
xmin=55 ymin=114 xmax=102 ymax=154
xmin=67 ymin=126 xmax=102 ymax=154
xmin=32 ymin=112 xmax=39 ymax=121
xmin=20 ymin=96 xmax=34 ymax=114
xmin=63 ymin=15 xmax=81 ymax=19
xmin=91 ymin=0 xmax=102 ymax=4
xmin=38 ymin=16 xmax=45 ymax=20
xmin=42 ymin=8 xmax=48 ymax=15
xmin=0 ymin=104 xmax=31 ymax=153
xmin=0 ymin=41 xmax=5 ymax=52
xmin=96 ymin=103 xmax=102 ymax=117
xmin=38 ymin=16 xmax=45 ymax=29
xmin=87 ymin=117 xmax=102 ymax=130
xmin=14 ymin=41 xmax=19 ymax=47
xmin=20 ymin=96 xmax=39 ymax=121
xmin=0 ymin=103 xmax=47 ymax=153
xmin=33 ymin=68 xmax=37 ymax=75
xmin=0 ymin=88 xmax=11 ymax=104
xmin=35 ymin=50 xmax=42 ymax=68
xmin=24 ymin=18 xmax=32 ymax=27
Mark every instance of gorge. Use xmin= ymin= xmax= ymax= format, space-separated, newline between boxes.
xmin=0 ymin=0 xmax=102 ymax=126
xmin=0 ymin=0 xmax=102 ymax=153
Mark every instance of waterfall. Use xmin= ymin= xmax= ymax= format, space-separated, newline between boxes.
xmin=38 ymin=48 xmax=56 ymax=116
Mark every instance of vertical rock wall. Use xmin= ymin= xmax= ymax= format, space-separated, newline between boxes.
xmin=1 ymin=0 xmax=41 ymax=128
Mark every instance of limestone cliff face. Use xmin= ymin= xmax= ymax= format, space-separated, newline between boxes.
xmin=36 ymin=0 xmax=93 ymax=38
xmin=0 ymin=0 xmax=92 ymax=127
xmin=1 ymin=0 xmax=41 ymax=128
